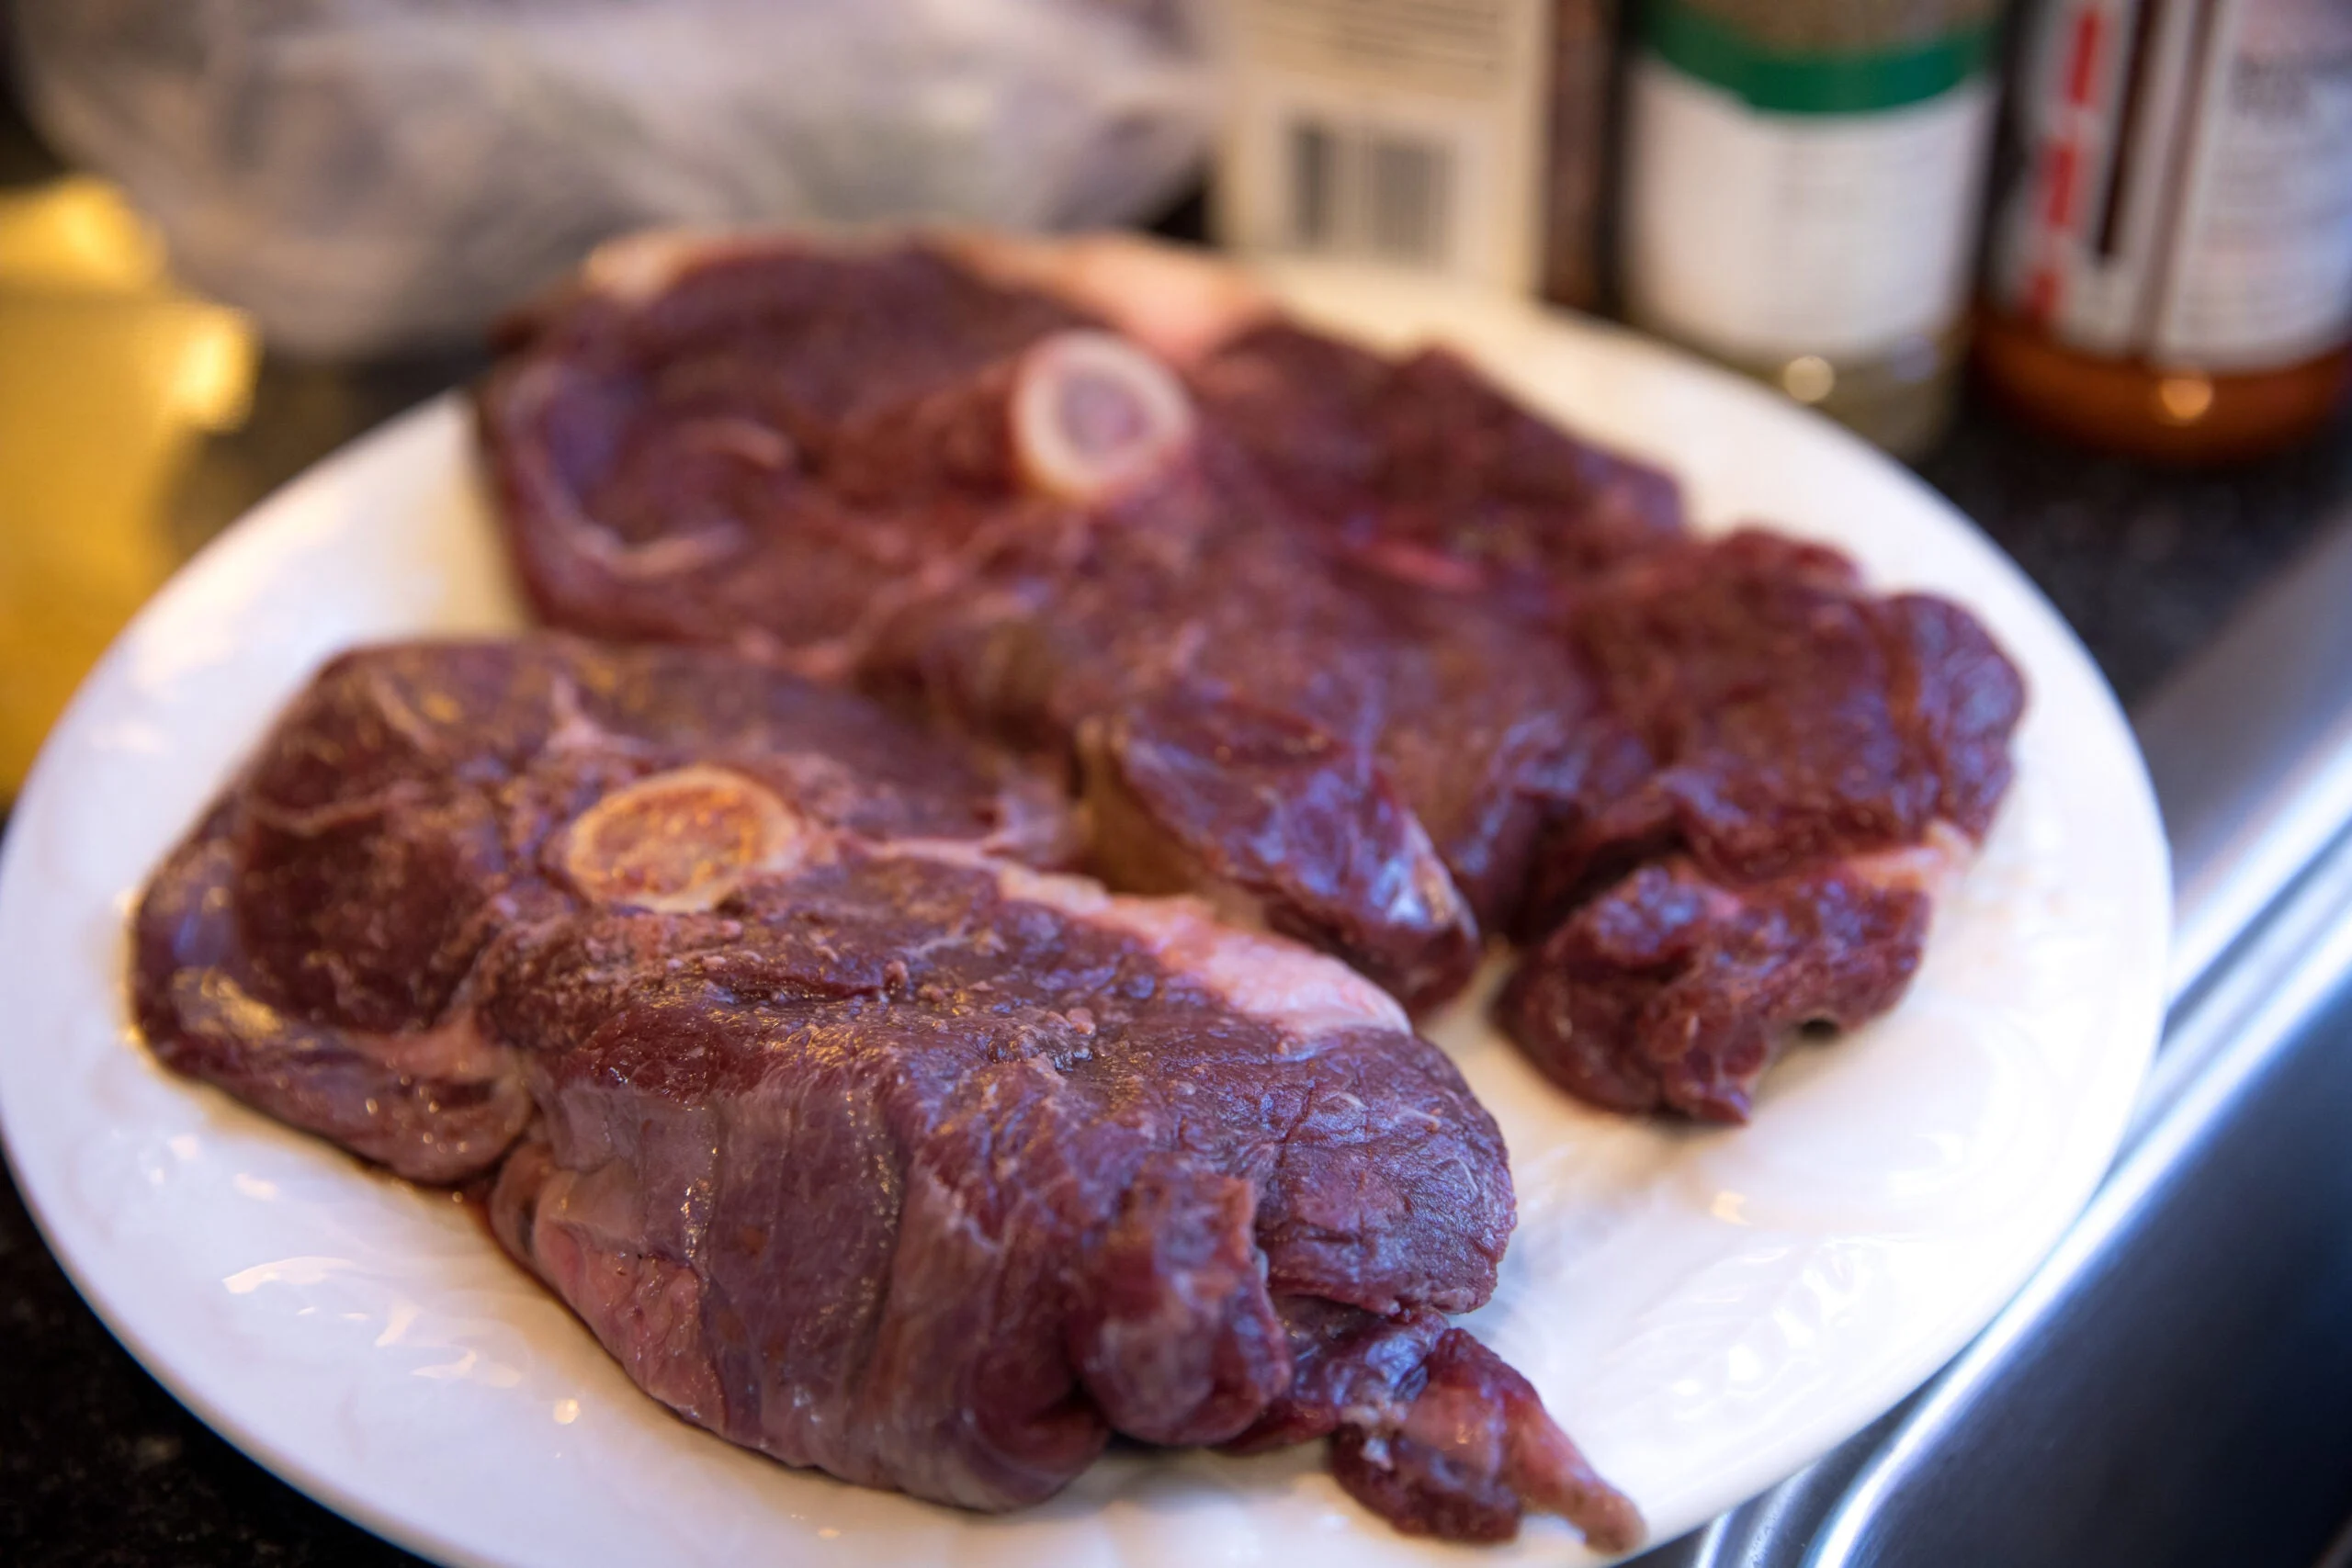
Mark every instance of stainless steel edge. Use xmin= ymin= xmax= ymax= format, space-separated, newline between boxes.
xmin=1800 ymin=824 xmax=2352 ymax=1567
xmin=2136 ymin=513 xmax=2352 ymax=1005
xmin=2320 ymin=1509 xmax=2352 ymax=1568
xmin=1620 ymin=1404 xmax=1920 ymax=1567
xmin=1624 ymin=504 xmax=2352 ymax=1568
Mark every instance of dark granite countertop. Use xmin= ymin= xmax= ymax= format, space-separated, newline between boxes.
xmin=1917 ymin=395 xmax=2352 ymax=708
xmin=5 ymin=58 xmax=2352 ymax=1568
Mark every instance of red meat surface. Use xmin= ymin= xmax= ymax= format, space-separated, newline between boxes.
xmin=475 ymin=231 xmax=2025 ymax=1122
xmin=131 ymin=637 xmax=1640 ymax=1549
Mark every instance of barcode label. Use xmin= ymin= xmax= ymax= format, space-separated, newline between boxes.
xmin=1286 ymin=116 xmax=1460 ymax=268
xmin=1217 ymin=0 xmax=1551 ymax=292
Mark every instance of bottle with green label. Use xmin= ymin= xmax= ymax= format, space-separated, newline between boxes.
xmin=1621 ymin=0 xmax=2007 ymax=455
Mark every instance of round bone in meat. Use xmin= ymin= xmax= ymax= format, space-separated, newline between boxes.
xmin=1011 ymin=330 xmax=1198 ymax=504
xmin=561 ymin=765 xmax=808 ymax=912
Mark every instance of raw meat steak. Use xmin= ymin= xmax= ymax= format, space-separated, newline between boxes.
xmin=476 ymin=230 xmax=2024 ymax=1124
xmin=480 ymin=234 xmax=1657 ymax=1009
xmin=132 ymin=637 xmax=1068 ymax=1182
xmin=481 ymin=844 xmax=1634 ymax=1545
xmin=1499 ymin=532 xmax=2026 ymax=1119
xmin=131 ymin=637 xmax=1642 ymax=1550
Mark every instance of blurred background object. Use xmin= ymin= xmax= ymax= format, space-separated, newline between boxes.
xmin=0 ymin=0 xmax=1221 ymax=796
xmin=1619 ymin=0 xmax=2007 ymax=457
xmin=1976 ymin=0 xmax=2352 ymax=463
xmin=0 ymin=171 xmax=255 ymax=795
xmin=1215 ymin=0 xmax=2016 ymax=457
xmin=1216 ymin=0 xmax=1622 ymax=310
xmin=12 ymin=0 xmax=1219 ymax=356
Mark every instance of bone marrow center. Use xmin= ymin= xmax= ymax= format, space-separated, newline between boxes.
xmin=1012 ymin=330 xmax=1196 ymax=502
xmin=563 ymin=766 xmax=805 ymax=911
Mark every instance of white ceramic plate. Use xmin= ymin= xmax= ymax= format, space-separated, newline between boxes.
xmin=0 ymin=264 xmax=2168 ymax=1567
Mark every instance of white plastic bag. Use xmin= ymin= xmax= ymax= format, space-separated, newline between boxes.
xmin=16 ymin=0 xmax=1219 ymax=355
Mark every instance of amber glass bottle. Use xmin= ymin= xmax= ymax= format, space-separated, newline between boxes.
xmin=1976 ymin=0 xmax=2352 ymax=463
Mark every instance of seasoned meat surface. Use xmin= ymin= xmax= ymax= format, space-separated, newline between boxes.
xmin=1500 ymin=854 xmax=1938 ymax=1121
xmin=481 ymin=237 xmax=1654 ymax=1010
xmin=132 ymin=637 xmax=1641 ymax=1549
xmin=1188 ymin=321 xmax=1684 ymax=606
xmin=1499 ymin=533 xmax=2027 ymax=1119
xmin=1533 ymin=531 xmax=2023 ymax=906
xmin=477 ymin=231 xmax=2026 ymax=1123
xmin=131 ymin=637 xmax=1066 ymax=1181
xmin=481 ymin=847 xmax=1524 ymax=1510
xmin=489 ymin=239 xmax=1102 ymax=652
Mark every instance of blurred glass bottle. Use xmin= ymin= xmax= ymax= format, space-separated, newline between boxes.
xmin=1216 ymin=0 xmax=1621 ymax=311
xmin=1975 ymin=0 xmax=2352 ymax=463
xmin=1621 ymin=0 xmax=2007 ymax=455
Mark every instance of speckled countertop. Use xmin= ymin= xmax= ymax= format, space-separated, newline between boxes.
xmin=4 ymin=74 xmax=2351 ymax=1568
xmin=1917 ymin=397 xmax=2352 ymax=707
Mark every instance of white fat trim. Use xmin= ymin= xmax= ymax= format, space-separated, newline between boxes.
xmin=877 ymin=840 xmax=1408 ymax=1039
